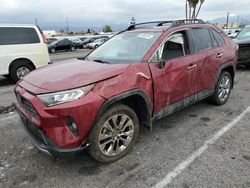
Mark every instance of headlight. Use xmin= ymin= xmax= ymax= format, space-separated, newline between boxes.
xmin=38 ymin=84 xmax=95 ymax=106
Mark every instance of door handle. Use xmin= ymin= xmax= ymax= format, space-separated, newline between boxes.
xmin=187 ymin=64 xmax=197 ymax=70
xmin=216 ymin=53 xmax=224 ymax=58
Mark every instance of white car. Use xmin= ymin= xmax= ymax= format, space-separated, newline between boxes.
xmin=87 ymin=38 xmax=109 ymax=49
xmin=0 ymin=24 xmax=50 ymax=81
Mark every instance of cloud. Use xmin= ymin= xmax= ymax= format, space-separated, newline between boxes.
xmin=0 ymin=0 xmax=249 ymax=28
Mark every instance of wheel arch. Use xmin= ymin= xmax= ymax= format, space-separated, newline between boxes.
xmin=215 ymin=62 xmax=235 ymax=89
xmin=9 ymin=58 xmax=36 ymax=74
xmin=96 ymin=89 xmax=153 ymax=129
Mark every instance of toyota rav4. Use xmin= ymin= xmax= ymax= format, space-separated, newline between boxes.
xmin=15 ymin=20 xmax=238 ymax=163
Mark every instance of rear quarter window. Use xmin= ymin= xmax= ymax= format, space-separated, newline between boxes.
xmin=210 ymin=29 xmax=225 ymax=47
xmin=0 ymin=27 xmax=40 ymax=45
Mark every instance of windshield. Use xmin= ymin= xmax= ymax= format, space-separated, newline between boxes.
xmin=236 ymin=28 xmax=250 ymax=40
xmin=86 ymin=32 xmax=161 ymax=64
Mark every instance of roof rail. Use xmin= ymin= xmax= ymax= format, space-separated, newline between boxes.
xmin=127 ymin=19 xmax=206 ymax=30
xmin=173 ymin=19 xmax=206 ymax=24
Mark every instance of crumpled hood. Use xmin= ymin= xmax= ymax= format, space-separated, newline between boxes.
xmin=20 ymin=58 xmax=129 ymax=94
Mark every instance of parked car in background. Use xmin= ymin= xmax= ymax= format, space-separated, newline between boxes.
xmin=48 ymin=39 xmax=76 ymax=53
xmin=79 ymin=37 xmax=87 ymax=41
xmin=46 ymin=37 xmax=57 ymax=44
xmin=82 ymin=36 xmax=109 ymax=48
xmin=223 ymin=29 xmax=241 ymax=37
xmin=15 ymin=20 xmax=237 ymax=163
xmin=70 ymin=38 xmax=84 ymax=49
xmin=86 ymin=38 xmax=109 ymax=49
xmin=82 ymin=37 xmax=101 ymax=48
xmin=0 ymin=24 xmax=50 ymax=81
xmin=233 ymin=27 xmax=250 ymax=67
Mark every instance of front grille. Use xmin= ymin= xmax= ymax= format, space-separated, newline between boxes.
xmin=15 ymin=90 xmax=40 ymax=120
xmin=21 ymin=98 xmax=40 ymax=120
xmin=18 ymin=110 xmax=47 ymax=146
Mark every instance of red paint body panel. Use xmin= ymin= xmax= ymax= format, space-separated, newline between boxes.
xmin=149 ymin=55 xmax=195 ymax=114
xmin=93 ymin=63 xmax=153 ymax=107
xmin=22 ymin=58 xmax=129 ymax=93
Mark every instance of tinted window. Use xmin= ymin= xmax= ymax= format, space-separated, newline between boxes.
xmin=191 ymin=29 xmax=212 ymax=52
xmin=209 ymin=30 xmax=218 ymax=48
xmin=211 ymin=29 xmax=225 ymax=47
xmin=0 ymin=27 xmax=40 ymax=45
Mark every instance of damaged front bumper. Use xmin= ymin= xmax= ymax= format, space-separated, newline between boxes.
xmin=18 ymin=110 xmax=89 ymax=156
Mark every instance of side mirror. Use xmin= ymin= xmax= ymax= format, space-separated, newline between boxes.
xmin=158 ymin=59 xmax=166 ymax=69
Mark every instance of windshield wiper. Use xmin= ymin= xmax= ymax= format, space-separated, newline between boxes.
xmin=93 ymin=59 xmax=110 ymax=64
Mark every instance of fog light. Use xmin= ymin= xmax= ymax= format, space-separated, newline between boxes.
xmin=67 ymin=117 xmax=80 ymax=136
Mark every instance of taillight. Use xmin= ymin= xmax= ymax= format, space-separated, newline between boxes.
xmin=41 ymin=32 xmax=47 ymax=43
xmin=235 ymin=44 xmax=239 ymax=50
xmin=235 ymin=44 xmax=239 ymax=56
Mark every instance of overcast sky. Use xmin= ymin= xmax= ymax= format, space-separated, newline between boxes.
xmin=1 ymin=0 xmax=250 ymax=28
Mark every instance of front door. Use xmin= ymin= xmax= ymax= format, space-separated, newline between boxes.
xmin=148 ymin=31 xmax=196 ymax=115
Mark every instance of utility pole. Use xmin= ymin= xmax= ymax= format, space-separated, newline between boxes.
xmin=66 ymin=17 xmax=69 ymax=33
xmin=226 ymin=12 xmax=230 ymax=29
xmin=35 ymin=18 xmax=38 ymax=25
xmin=237 ymin=16 xmax=239 ymax=28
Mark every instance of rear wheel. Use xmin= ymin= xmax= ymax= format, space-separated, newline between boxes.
xmin=88 ymin=104 xmax=139 ymax=163
xmin=10 ymin=60 xmax=34 ymax=82
xmin=209 ymin=71 xmax=232 ymax=105
xmin=71 ymin=46 xmax=75 ymax=51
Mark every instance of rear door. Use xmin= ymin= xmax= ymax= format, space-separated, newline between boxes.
xmin=148 ymin=30 xmax=196 ymax=114
xmin=188 ymin=28 xmax=217 ymax=94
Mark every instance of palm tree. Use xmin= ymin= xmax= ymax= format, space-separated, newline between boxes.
xmin=191 ymin=0 xmax=199 ymax=21
xmin=186 ymin=0 xmax=205 ymax=22
xmin=195 ymin=0 xmax=205 ymax=19
xmin=186 ymin=0 xmax=188 ymax=20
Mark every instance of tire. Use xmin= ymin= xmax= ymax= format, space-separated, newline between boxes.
xmin=70 ymin=46 xmax=75 ymax=51
xmin=10 ymin=60 xmax=35 ymax=82
xmin=88 ymin=104 xmax=139 ymax=163
xmin=95 ymin=45 xmax=98 ymax=48
xmin=209 ymin=71 xmax=232 ymax=105
xmin=50 ymin=48 xmax=56 ymax=53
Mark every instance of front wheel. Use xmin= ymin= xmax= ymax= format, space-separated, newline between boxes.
xmin=209 ymin=71 xmax=232 ymax=105
xmin=70 ymin=46 xmax=75 ymax=51
xmin=88 ymin=104 xmax=139 ymax=163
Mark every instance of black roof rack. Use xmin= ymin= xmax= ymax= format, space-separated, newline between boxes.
xmin=127 ymin=19 xmax=206 ymax=30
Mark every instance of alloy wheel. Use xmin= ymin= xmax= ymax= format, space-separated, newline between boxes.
xmin=218 ymin=75 xmax=231 ymax=102
xmin=98 ymin=114 xmax=135 ymax=157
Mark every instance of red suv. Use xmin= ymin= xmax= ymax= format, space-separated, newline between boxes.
xmin=15 ymin=20 xmax=238 ymax=163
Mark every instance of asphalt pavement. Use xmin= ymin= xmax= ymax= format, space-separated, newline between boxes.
xmin=0 ymin=50 xmax=250 ymax=188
